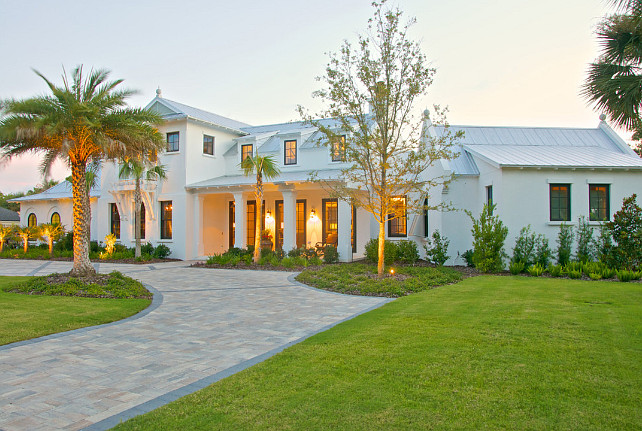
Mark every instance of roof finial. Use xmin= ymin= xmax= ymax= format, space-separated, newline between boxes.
xmin=599 ymin=113 xmax=606 ymax=122
xmin=156 ymin=87 xmax=162 ymax=98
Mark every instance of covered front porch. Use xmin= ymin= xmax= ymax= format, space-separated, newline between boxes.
xmin=190 ymin=183 xmax=369 ymax=261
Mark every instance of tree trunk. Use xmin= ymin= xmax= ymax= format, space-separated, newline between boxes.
xmin=23 ymin=237 xmax=28 ymax=254
xmin=254 ymin=183 xmax=262 ymax=263
xmin=48 ymin=238 xmax=53 ymax=256
xmin=377 ymin=221 xmax=385 ymax=276
xmin=70 ymin=160 xmax=95 ymax=276
xmin=134 ymin=179 xmax=142 ymax=258
xmin=0 ymin=239 xmax=3 ymax=253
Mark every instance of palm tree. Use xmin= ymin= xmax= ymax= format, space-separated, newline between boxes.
xmin=0 ymin=225 xmax=13 ymax=253
xmin=583 ymin=0 xmax=642 ymax=140
xmin=16 ymin=226 xmax=38 ymax=254
xmin=39 ymin=223 xmax=65 ymax=256
xmin=240 ymin=150 xmax=280 ymax=263
xmin=0 ymin=66 xmax=165 ymax=276
xmin=119 ymin=159 xmax=167 ymax=258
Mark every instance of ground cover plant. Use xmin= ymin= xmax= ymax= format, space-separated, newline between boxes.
xmin=0 ymin=276 xmax=151 ymax=345
xmin=295 ymin=263 xmax=461 ymax=297
xmin=113 ymin=276 xmax=642 ymax=430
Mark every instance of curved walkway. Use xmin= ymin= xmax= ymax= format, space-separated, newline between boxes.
xmin=0 ymin=260 xmax=391 ymax=431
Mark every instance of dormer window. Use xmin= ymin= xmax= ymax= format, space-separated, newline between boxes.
xmin=241 ymin=144 xmax=253 ymax=162
xmin=203 ymin=135 xmax=214 ymax=155
xmin=331 ymin=135 xmax=346 ymax=162
xmin=167 ymin=132 xmax=179 ymax=152
xmin=284 ymin=140 xmax=297 ymax=165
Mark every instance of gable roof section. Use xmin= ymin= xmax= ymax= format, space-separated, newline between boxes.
xmin=0 ymin=207 xmax=20 ymax=221
xmin=10 ymin=181 xmax=101 ymax=202
xmin=147 ymin=97 xmax=251 ymax=135
xmin=434 ymin=123 xmax=642 ymax=173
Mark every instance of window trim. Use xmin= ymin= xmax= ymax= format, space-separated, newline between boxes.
xmin=166 ymin=132 xmax=179 ymax=153
xmin=388 ymin=196 xmax=407 ymax=238
xmin=322 ymin=198 xmax=338 ymax=246
xmin=160 ymin=201 xmax=173 ymax=240
xmin=284 ymin=140 xmax=297 ymax=165
xmin=241 ymin=144 xmax=253 ymax=163
xmin=549 ymin=183 xmax=571 ymax=222
xmin=589 ymin=184 xmax=610 ymax=221
xmin=27 ymin=213 xmax=37 ymax=228
xmin=110 ymin=203 xmax=121 ymax=239
xmin=296 ymin=199 xmax=307 ymax=249
xmin=203 ymin=134 xmax=215 ymax=156
xmin=275 ymin=200 xmax=284 ymax=249
xmin=50 ymin=212 xmax=60 ymax=225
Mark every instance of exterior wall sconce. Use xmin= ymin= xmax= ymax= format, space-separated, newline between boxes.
xmin=310 ymin=209 xmax=317 ymax=220
xmin=266 ymin=210 xmax=272 ymax=221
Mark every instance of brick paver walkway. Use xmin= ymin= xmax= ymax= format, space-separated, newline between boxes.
xmin=0 ymin=260 xmax=390 ymax=430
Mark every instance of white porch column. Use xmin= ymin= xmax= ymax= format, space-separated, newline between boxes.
xmin=337 ymin=199 xmax=352 ymax=262
xmin=192 ymin=194 xmax=204 ymax=258
xmin=233 ymin=192 xmax=246 ymax=248
xmin=282 ymin=190 xmax=297 ymax=252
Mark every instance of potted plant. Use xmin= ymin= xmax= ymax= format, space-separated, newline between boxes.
xmin=260 ymin=229 xmax=273 ymax=250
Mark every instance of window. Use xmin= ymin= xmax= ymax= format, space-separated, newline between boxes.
xmin=351 ymin=205 xmax=357 ymax=253
xmin=423 ymin=198 xmax=429 ymax=237
xmin=229 ymin=201 xmax=235 ymax=248
xmin=241 ymin=144 xmax=253 ymax=162
xmin=110 ymin=203 xmax=120 ymax=239
xmin=246 ymin=200 xmax=265 ymax=247
xmin=160 ymin=201 xmax=173 ymax=239
xmin=322 ymin=199 xmax=338 ymax=246
xmin=589 ymin=184 xmax=610 ymax=221
xmin=296 ymin=200 xmax=306 ymax=248
xmin=203 ymin=135 xmax=214 ymax=155
xmin=284 ymin=140 xmax=297 ymax=165
xmin=134 ymin=203 xmax=145 ymax=239
xmin=331 ymin=135 xmax=346 ymax=162
xmin=166 ymin=132 xmax=179 ymax=152
xmin=550 ymin=184 xmax=571 ymax=221
xmin=388 ymin=196 xmax=407 ymax=237
xmin=275 ymin=200 xmax=284 ymax=249
xmin=51 ymin=212 xmax=60 ymax=225
xmin=27 ymin=213 xmax=37 ymax=227
xmin=486 ymin=185 xmax=493 ymax=207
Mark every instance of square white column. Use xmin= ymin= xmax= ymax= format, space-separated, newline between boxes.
xmin=192 ymin=194 xmax=204 ymax=258
xmin=337 ymin=199 xmax=352 ymax=262
xmin=282 ymin=190 xmax=297 ymax=252
xmin=233 ymin=192 xmax=246 ymax=249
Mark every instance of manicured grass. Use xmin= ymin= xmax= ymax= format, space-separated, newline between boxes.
xmin=295 ymin=263 xmax=462 ymax=297
xmin=114 ymin=276 xmax=642 ymax=430
xmin=0 ymin=276 xmax=151 ymax=346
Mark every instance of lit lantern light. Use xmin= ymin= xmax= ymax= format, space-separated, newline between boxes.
xmin=390 ymin=268 xmax=395 ymax=275
xmin=266 ymin=210 xmax=272 ymax=221
xmin=310 ymin=209 xmax=317 ymax=220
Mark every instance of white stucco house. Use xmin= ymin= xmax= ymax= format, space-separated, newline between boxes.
xmin=12 ymin=92 xmax=642 ymax=264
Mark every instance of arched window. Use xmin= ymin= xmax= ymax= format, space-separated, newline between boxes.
xmin=28 ymin=213 xmax=37 ymax=227
xmin=51 ymin=212 xmax=61 ymax=225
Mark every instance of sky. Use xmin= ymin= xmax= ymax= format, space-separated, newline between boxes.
xmin=0 ymin=0 xmax=618 ymax=193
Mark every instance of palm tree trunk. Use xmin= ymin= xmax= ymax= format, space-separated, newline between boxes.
xmin=23 ymin=236 xmax=28 ymax=254
xmin=377 ymin=221 xmax=385 ymax=276
xmin=48 ymin=238 xmax=53 ymax=256
xmin=134 ymin=179 xmax=142 ymax=258
xmin=254 ymin=174 xmax=262 ymax=263
xmin=70 ymin=160 xmax=95 ymax=276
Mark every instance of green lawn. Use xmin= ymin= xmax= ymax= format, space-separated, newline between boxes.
xmin=114 ymin=276 xmax=642 ymax=430
xmin=0 ymin=276 xmax=151 ymax=346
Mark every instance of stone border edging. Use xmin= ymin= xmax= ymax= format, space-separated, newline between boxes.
xmin=0 ymin=283 xmax=163 ymax=352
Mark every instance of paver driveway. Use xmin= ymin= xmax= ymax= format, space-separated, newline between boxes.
xmin=0 ymin=260 xmax=390 ymax=431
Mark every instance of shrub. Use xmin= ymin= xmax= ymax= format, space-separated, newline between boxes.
xmin=575 ymin=216 xmax=594 ymax=263
xmin=589 ymin=272 xmax=602 ymax=281
xmin=607 ymin=194 xmax=642 ymax=270
xmin=534 ymin=234 xmax=551 ymax=267
xmin=568 ymin=269 xmax=583 ymax=279
xmin=104 ymin=234 xmax=118 ymax=256
xmin=153 ymin=244 xmax=171 ymax=259
xmin=509 ymin=261 xmax=525 ymax=275
xmin=469 ymin=204 xmax=508 ymax=273
xmin=364 ymin=238 xmax=397 ymax=265
xmin=556 ymin=223 xmax=574 ymax=265
xmin=424 ymin=230 xmax=449 ymax=266
xmin=593 ymin=223 xmax=614 ymax=265
xmin=90 ymin=240 xmax=101 ymax=253
xmin=323 ymin=245 xmax=339 ymax=264
xmin=396 ymin=240 xmax=420 ymax=264
xmin=140 ymin=242 xmax=155 ymax=255
xmin=547 ymin=264 xmax=562 ymax=277
xmin=293 ymin=256 xmax=309 ymax=267
xmin=53 ymin=231 xmax=74 ymax=252
xmin=281 ymin=257 xmax=294 ymax=268
xmin=616 ymin=269 xmax=634 ymax=282
xmin=309 ymin=255 xmax=323 ymax=266
xmin=241 ymin=254 xmax=252 ymax=265
xmin=527 ymin=264 xmax=544 ymax=277
xmin=461 ymin=249 xmax=474 ymax=267
xmin=601 ymin=267 xmax=616 ymax=279
xmin=512 ymin=225 xmax=536 ymax=266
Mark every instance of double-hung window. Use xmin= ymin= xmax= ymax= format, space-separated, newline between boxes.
xmin=331 ymin=135 xmax=346 ymax=162
xmin=284 ymin=140 xmax=297 ymax=165
xmin=241 ymin=144 xmax=253 ymax=162
xmin=160 ymin=201 xmax=173 ymax=239
xmin=110 ymin=203 xmax=121 ymax=239
xmin=388 ymin=196 xmax=407 ymax=237
xmin=166 ymin=132 xmax=179 ymax=152
xmin=203 ymin=135 xmax=214 ymax=155
xmin=589 ymin=184 xmax=610 ymax=221
xmin=550 ymin=184 xmax=571 ymax=221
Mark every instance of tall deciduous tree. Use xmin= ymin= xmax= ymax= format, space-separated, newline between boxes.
xmin=241 ymin=149 xmax=280 ymax=263
xmin=0 ymin=66 xmax=165 ymax=276
xmin=583 ymin=0 xmax=642 ymax=152
xmin=300 ymin=0 xmax=461 ymax=275
xmin=119 ymin=158 xmax=167 ymax=258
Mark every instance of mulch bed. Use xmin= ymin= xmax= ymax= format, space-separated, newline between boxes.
xmin=191 ymin=261 xmax=324 ymax=272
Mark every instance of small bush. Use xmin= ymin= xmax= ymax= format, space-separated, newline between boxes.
xmin=547 ymin=264 xmax=562 ymax=277
xmin=461 ymin=249 xmax=474 ymax=267
xmin=309 ymin=256 xmax=323 ymax=266
xmin=281 ymin=257 xmax=294 ymax=268
xmin=512 ymin=225 xmax=536 ymax=267
xmin=470 ymin=204 xmax=508 ymax=273
xmin=527 ymin=264 xmax=544 ymax=277
xmin=365 ymin=238 xmax=397 ymax=265
xmin=396 ymin=240 xmax=420 ymax=264
xmin=593 ymin=223 xmax=614 ymax=265
xmin=241 ymin=254 xmax=252 ymax=265
xmin=268 ymin=255 xmax=280 ymax=266
xmin=607 ymin=194 xmax=642 ymax=270
xmin=616 ymin=269 xmax=634 ymax=282
xmin=601 ymin=267 xmax=616 ymax=279
xmin=575 ymin=216 xmax=595 ymax=263
xmin=293 ymin=256 xmax=309 ymax=267
xmin=557 ymin=223 xmax=574 ymax=266
xmin=509 ymin=261 xmax=525 ymax=275
xmin=589 ymin=272 xmax=603 ymax=281
xmin=424 ymin=230 xmax=449 ymax=266
xmin=568 ymin=269 xmax=583 ymax=279
xmin=140 ymin=242 xmax=155 ymax=255
xmin=323 ymin=245 xmax=339 ymax=264
xmin=153 ymin=244 xmax=171 ymax=259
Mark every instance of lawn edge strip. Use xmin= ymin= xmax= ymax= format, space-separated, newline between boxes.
xmin=0 ymin=282 xmax=162 ymax=351
xmin=85 ymin=293 xmax=393 ymax=431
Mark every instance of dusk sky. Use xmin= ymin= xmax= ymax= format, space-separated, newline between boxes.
xmin=0 ymin=0 xmax=616 ymax=193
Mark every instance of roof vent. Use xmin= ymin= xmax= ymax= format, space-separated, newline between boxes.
xmin=156 ymin=87 xmax=162 ymax=98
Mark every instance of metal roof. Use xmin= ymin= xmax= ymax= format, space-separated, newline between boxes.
xmin=433 ymin=123 xmax=642 ymax=173
xmin=10 ymin=181 xmax=101 ymax=202
xmin=147 ymin=98 xmax=251 ymax=134
xmin=186 ymin=169 xmax=345 ymax=189
xmin=0 ymin=207 xmax=20 ymax=221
